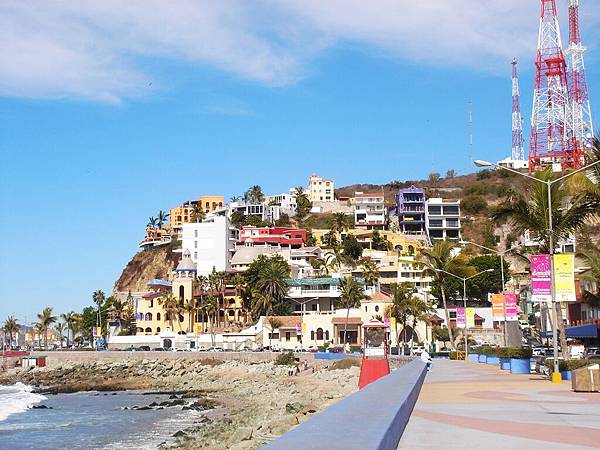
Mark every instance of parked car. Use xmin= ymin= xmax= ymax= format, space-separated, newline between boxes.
xmin=588 ymin=355 xmax=600 ymax=361
xmin=307 ymin=346 xmax=319 ymax=353
xmin=152 ymin=347 xmax=166 ymax=351
xmin=585 ymin=348 xmax=600 ymax=358
xmin=532 ymin=347 xmax=546 ymax=357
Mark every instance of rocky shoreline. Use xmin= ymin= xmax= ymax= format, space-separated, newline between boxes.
xmin=0 ymin=357 xmax=360 ymax=449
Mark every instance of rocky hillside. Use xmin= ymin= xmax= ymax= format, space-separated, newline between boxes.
xmin=113 ymin=242 xmax=179 ymax=293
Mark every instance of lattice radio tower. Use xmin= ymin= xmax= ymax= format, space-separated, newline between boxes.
xmin=567 ymin=0 xmax=594 ymax=156
xmin=511 ymin=58 xmax=525 ymax=161
xmin=529 ymin=0 xmax=578 ymax=171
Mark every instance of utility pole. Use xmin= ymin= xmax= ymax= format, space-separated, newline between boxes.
xmin=511 ymin=58 xmax=525 ymax=162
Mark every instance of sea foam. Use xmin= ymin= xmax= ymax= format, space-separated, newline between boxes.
xmin=0 ymin=382 xmax=47 ymax=421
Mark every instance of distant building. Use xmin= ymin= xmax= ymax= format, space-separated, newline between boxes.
xmin=139 ymin=227 xmax=172 ymax=250
xmin=394 ymin=185 xmax=426 ymax=235
xmin=170 ymin=195 xmax=225 ymax=228
xmin=352 ymin=192 xmax=386 ymax=229
xmin=425 ymin=198 xmax=461 ymax=240
xmin=307 ymin=175 xmax=335 ymax=202
xmin=264 ymin=190 xmax=297 ymax=216
xmin=180 ymin=216 xmax=239 ymax=276
xmin=496 ymin=157 xmax=529 ymax=170
xmin=239 ymin=226 xmax=307 ymax=249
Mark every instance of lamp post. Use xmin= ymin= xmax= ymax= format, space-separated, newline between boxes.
xmin=459 ymin=240 xmax=524 ymax=346
xmin=434 ymin=268 xmax=495 ymax=359
xmin=474 ymin=158 xmax=600 ymax=382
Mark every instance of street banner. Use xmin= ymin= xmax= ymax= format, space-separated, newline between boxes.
xmin=503 ymin=293 xmax=518 ymax=321
xmin=456 ymin=307 xmax=465 ymax=328
xmin=384 ymin=317 xmax=391 ymax=332
xmin=531 ymin=254 xmax=552 ymax=302
xmin=553 ymin=254 xmax=576 ymax=302
xmin=466 ymin=308 xmax=475 ymax=328
xmin=390 ymin=317 xmax=396 ymax=331
xmin=301 ymin=322 xmax=308 ymax=335
xmin=491 ymin=293 xmax=505 ymax=321
xmin=295 ymin=323 xmax=302 ymax=335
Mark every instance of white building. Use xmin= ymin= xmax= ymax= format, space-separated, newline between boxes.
xmin=180 ymin=216 xmax=239 ymax=276
xmin=264 ymin=190 xmax=297 ymax=216
xmin=425 ymin=198 xmax=461 ymax=240
xmin=353 ymin=192 xmax=386 ymax=229
xmin=308 ymin=175 xmax=335 ymax=202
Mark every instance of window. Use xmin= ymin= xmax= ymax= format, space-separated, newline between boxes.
xmin=194 ymin=241 xmax=198 ymax=248
xmin=428 ymin=206 xmax=442 ymax=215
xmin=325 ymin=330 xmax=329 ymax=340
xmin=443 ymin=205 xmax=459 ymax=215
xmin=149 ymin=299 xmax=153 ymax=308
xmin=316 ymin=328 xmax=324 ymax=340
xmin=145 ymin=327 xmax=152 ymax=333
xmin=375 ymin=305 xmax=379 ymax=312
xmin=285 ymin=332 xmax=291 ymax=341
xmin=156 ymin=313 xmax=161 ymax=321
xmin=194 ymin=230 xmax=198 ymax=238
xmin=194 ymin=252 xmax=198 ymax=259
xmin=144 ymin=313 xmax=152 ymax=321
xmin=179 ymin=286 xmax=185 ymax=300
xmin=311 ymin=330 xmax=315 ymax=340
xmin=365 ymin=306 xmax=368 ymax=312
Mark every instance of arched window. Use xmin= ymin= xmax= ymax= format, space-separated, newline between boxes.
xmin=144 ymin=312 xmax=152 ymax=321
xmin=228 ymin=310 xmax=235 ymax=316
xmin=316 ymin=328 xmax=324 ymax=340
xmin=408 ymin=245 xmax=415 ymax=256
xmin=138 ymin=312 xmax=145 ymax=321
xmin=177 ymin=330 xmax=185 ymax=335
xmin=179 ymin=285 xmax=185 ymax=300
xmin=365 ymin=306 xmax=368 ymax=312
xmin=156 ymin=312 xmax=161 ymax=321
xmin=375 ymin=305 xmax=379 ymax=312
xmin=137 ymin=327 xmax=144 ymax=333
xmin=156 ymin=327 xmax=161 ymax=333
xmin=311 ymin=330 xmax=315 ymax=340
xmin=144 ymin=327 xmax=152 ymax=333
xmin=325 ymin=330 xmax=329 ymax=340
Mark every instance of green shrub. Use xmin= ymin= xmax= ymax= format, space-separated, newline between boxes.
xmin=497 ymin=347 xmax=532 ymax=359
xmin=476 ymin=170 xmax=492 ymax=180
xmin=349 ymin=345 xmax=362 ymax=353
xmin=462 ymin=195 xmax=488 ymax=214
xmin=274 ymin=352 xmax=296 ymax=366
xmin=480 ymin=346 xmax=498 ymax=357
xmin=545 ymin=359 xmax=597 ymax=372
xmin=327 ymin=358 xmax=360 ymax=370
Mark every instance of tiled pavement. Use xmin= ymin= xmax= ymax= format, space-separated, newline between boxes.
xmin=398 ymin=359 xmax=600 ymax=449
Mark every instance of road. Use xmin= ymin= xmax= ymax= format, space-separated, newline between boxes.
xmin=398 ymin=359 xmax=600 ymax=450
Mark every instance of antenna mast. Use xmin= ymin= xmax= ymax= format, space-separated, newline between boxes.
xmin=511 ymin=58 xmax=525 ymax=161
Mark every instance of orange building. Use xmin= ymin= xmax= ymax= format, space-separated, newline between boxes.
xmin=170 ymin=195 xmax=225 ymax=227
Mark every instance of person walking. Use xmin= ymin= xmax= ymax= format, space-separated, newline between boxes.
xmin=420 ymin=349 xmax=432 ymax=371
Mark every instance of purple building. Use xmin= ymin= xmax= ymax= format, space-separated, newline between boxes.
xmin=395 ymin=185 xmax=426 ymax=235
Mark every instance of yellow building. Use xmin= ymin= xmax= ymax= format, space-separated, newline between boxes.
xmin=312 ymin=228 xmax=424 ymax=256
xmin=169 ymin=195 xmax=225 ymax=227
xmin=308 ymin=175 xmax=335 ymax=202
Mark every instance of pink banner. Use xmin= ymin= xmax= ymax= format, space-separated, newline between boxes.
xmin=456 ymin=307 xmax=465 ymax=328
xmin=503 ymin=293 xmax=518 ymax=321
xmin=531 ymin=254 xmax=552 ymax=302
xmin=384 ymin=317 xmax=391 ymax=332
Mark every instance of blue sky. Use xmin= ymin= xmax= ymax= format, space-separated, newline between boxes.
xmin=1 ymin=1 xmax=599 ymax=323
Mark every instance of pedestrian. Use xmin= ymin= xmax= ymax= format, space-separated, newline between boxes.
xmin=420 ymin=349 xmax=432 ymax=371
xmin=303 ymin=360 xmax=308 ymax=371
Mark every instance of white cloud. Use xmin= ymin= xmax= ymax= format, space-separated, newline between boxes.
xmin=1 ymin=0 xmax=598 ymax=103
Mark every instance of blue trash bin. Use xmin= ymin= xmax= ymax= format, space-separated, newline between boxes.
xmin=486 ymin=356 xmax=500 ymax=365
xmin=499 ymin=357 xmax=510 ymax=370
xmin=478 ymin=354 xmax=487 ymax=363
xmin=510 ymin=358 xmax=531 ymax=374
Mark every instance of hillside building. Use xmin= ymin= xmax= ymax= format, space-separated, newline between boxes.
xmin=308 ymin=175 xmax=335 ymax=202
xmin=394 ymin=185 xmax=426 ymax=235
xmin=239 ymin=226 xmax=307 ymax=249
xmin=352 ymin=192 xmax=386 ymax=229
xmin=425 ymin=198 xmax=461 ymax=240
xmin=169 ymin=195 xmax=225 ymax=228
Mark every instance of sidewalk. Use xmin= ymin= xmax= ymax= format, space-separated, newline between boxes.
xmin=398 ymin=359 xmax=600 ymax=450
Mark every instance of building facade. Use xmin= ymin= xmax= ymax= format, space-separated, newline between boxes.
xmin=307 ymin=175 xmax=335 ymax=202
xmin=395 ymin=185 xmax=426 ymax=235
xmin=170 ymin=195 xmax=225 ymax=228
xmin=239 ymin=226 xmax=307 ymax=248
xmin=425 ymin=198 xmax=461 ymax=240
xmin=352 ymin=192 xmax=386 ymax=229
xmin=180 ymin=216 xmax=238 ymax=276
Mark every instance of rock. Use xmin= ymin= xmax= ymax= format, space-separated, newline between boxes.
xmin=285 ymin=402 xmax=303 ymax=414
xmin=172 ymin=430 xmax=187 ymax=438
xmin=31 ymin=405 xmax=52 ymax=409
xmin=229 ymin=427 xmax=253 ymax=444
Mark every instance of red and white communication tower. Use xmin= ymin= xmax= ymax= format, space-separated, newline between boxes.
xmin=529 ymin=0 xmax=578 ymax=171
xmin=511 ymin=58 xmax=525 ymax=161
xmin=567 ymin=0 xmax=594 ymax=154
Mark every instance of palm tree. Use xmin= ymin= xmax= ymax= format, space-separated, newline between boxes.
xmin=159 ymin=293 xmax=184 ymax=332
xmin=577 ymin=242 xmax=600 ymax=307
xmin=245 ymin=185 xmax=264 ymax=204
xmin=360 ymin=257 xmax=380 ymax=288
xmin=337 ymin=276 xmax=367 ymax=348
xmin=37 ymin=307 xmax=57 ymax=349
xmin=203 ymin=294 xmax=219 ymax=346
xmin=384 ymin=283 xmax=413 ymax=348
xmin=567 ymin=138 xmax=600 ymax=204
xmin=183 ymin=299 xmax=196 ymax=333
xmin=157 ymin=210 xmax=169 ymax=229
xmin=407 ymin=296 xmax=433 ymax=348
xmin=147 ymin=216 xmax=158 ymax=229
xmin=294 ymin=187 xmax=311 ymax=219
xmin=34 ymin=322 xmax=44 ymax=349
xmin=329 ymin=212 xmax=352 ymax=237
xmin=55 ymin=322 xmax=66 ymax=349
xmin=267 ymin=317 xmax=283 ymax=349
xmin=3 ymin=316 xmax=20 ymax=349
xmin=418 ymin=240 xmax=469 ymax=350
xmin=253 ymin=259 xmax=290 ymax=316
xmin=61 ymin=311 xmax=78 ymax=348
xmin=93 ymin=290 xmax=106 ymax=335
xmin=191 ymin=203 xmax=205 ymax=223
xmin=492 ymin=167 xmax=600 ymax=355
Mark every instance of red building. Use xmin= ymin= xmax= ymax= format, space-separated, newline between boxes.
xmin=239 ymin=226 xmax=307 ymax=248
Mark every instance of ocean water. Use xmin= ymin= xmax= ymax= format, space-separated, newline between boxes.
xmin=0 ymin=385 xmax=205 ymax=450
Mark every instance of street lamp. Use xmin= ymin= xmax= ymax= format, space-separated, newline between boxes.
xmin=459 ymin=240 xmax=524 ymax=346
xmin=474 ymin=158 xmax=600 ymax=382
xmin=434 ymin=268 xmax=495 ymax=359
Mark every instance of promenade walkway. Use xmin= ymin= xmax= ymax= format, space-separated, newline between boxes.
xmin=398 ymin=359 xmax=600 ymax=450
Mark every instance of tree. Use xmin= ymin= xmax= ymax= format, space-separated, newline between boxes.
xmin=159 ymin=293 xmax=184 ymax=332
xmin=183 ymin=299 xmax=196 ymax=333
xmin=203 ymin=294 xmax=219 ymax=346
xmin=147 ymin=216 xmax=158 ymax=229
xmin=446 ymin=169 xmax=456 ymax=179
xmin=462 ymin=195 xmax=488 ymax=214
xmin=384 ymin=283 xmax=413 ymax=348
xmin=294 ymin=187 xmax=312 ymax=219
xmin=306 ymin=231 xmax=317 ymax=247
xmin=37 ymin=307 xmax=57 ymax=349
xmin=371 ymin=230 xmax=391 ymax=251
xmin=55 ymin=322 xmax=66 ymax=349
xmin=230 ymin=210 xmax=246 ymax=229
xmin=157 ymin=210 xmax=169 ymax=228
xmin=360 ymin=257 xmax=379 ymax=287
xmin=93 ymin=290 xmax=106 ymax=337
xmin=245 ymin=185 xmax=264 ymax=204
xmin=329 ymin=212 xmax=352 ymax=237
xmin=275 ymin=213 xmax=290 ymax=227
xmin=33 ymin=322 xmax=44 ymax=348
xmin=407 ymin=296 xmax=433 ymax=347
xmin=567 ymin=138 xmax=600 ymax=205
xmin=337 ymin=276 xmax=366 ymax=347
xmin=418 ymin=240 xmax=469 ymax=350
xmin=191 ymin=203 xmax=205 ymax=223
xmin=61 ymin=311 xmax=79 ymax=348
xmin=577 ymin=242 xmax=600 ymax=308
xmin=267 ymin=317 xmax=283 ymax=349
xmin=428 ymin=172 xmax=441 ymax=185
xmin=321 ymin=231 xmax=339 ymax=249
xmin=3 ymin=316 xmax=19 ymax=349
xmin=341 ymin=234 xmax=363 ymax=262
xmin=252 ymin=257 xmax=290 ymax=316
xmin=467 ymin=254 xmax=509 ymax=300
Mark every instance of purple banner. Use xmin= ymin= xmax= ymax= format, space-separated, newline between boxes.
xmin=384 ymin=317 xmax=391 ymax=332
xmin=531 ymin=254 xmax=552 ymax=302
xmin=456 ymin=307 xmax=465 ymax=328
xmin=504 ymin=293 xmax=518 ymax=321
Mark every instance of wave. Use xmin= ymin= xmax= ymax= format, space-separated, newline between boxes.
xmin=0 ymin=382 xmax=47 ymax=421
